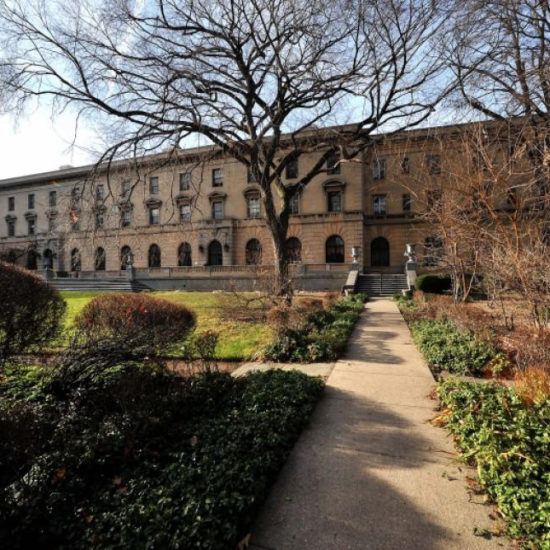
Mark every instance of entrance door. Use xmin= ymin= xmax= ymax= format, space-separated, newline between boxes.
xmin=371 ymin=237 xmax=390 ymax=267
xmin=207 ymin=240 xmax=223 ymax=266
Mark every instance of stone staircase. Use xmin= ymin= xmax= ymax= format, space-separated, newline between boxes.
xmin=355 ymin=273 xmax=408 ymax=297
xmin=48 ymin=278 xmax=151 ymax=292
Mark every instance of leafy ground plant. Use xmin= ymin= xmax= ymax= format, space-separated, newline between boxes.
xmin=409 ymin=319 xmax=496 ymax=376
xmin=263 ymin=293 xmax=367 ymax=362
xmin=0 ymin=363 xmax=323 ymax=549
xmin=437 ymin=379 xmax=549 ymax=547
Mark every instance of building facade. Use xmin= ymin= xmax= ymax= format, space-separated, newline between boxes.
xmin=0 ymin=121 xmax=519 ymax=290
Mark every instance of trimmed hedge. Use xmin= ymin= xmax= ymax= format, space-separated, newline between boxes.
xmin=438 ymin=380 xmax=550 ymax=547
xmin=0 ymin=365 xmax=323 ymax=549
xmin=415 ymin=273 xmax=452 ymax=294
xmin=410 ymin=319 xmax=495 ymax=375
xmin=74 ymin=293 xmax=196 ymax=354
xmin=0 ymin=262 xmax=66 ymax=365
xmin=263 ymin=293 xmax=367 ymax=362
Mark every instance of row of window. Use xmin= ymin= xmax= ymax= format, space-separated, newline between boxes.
xmin=63 ymin=235 xmax=347 ymax=272
xmin=371 ymin=154 xmax=441 ymax=180
xmin=3 ymin=152 xmax=439 ymax=215
xmin=7 ymin=192 xmax=53 ymax=211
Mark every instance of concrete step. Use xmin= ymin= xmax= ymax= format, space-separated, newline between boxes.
xmin=356 ymin=273 xmax=407 ymax=297
xmin=48 ymin=278 xmax=150 ymax=293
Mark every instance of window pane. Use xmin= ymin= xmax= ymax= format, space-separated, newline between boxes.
xmin=286 ymin=158 xmax=299 ymax=179
xmin=49 ymin=191 xmax=57 ymax=207
xmin=402 ymin=194 xmax=411 ymax=212
xmin=8 ymin=197 xmax=15 ymax=211
xmin=247 ymin=196 xmax=260 ymax=218
xmin=28 ymin=194 xmax=35 ymax=209
xmin=328 ymin=191 xmax=342 ymax=212
xmin=373 ymin=194 xmax=386 ymax=215
xmin=373 ymin=159 xmax=386 ymax=180
xmin=150 ymin=177 xmax=159 ymax=194
xmin=180 ymin=172 xmax=191 ymax=191
xmin=149 ymin=207 xmax=160 ymax=225
xmin=180 ymin=203 xmax=191 ymax=221
xmin=212 ymin=201 xmax=223 ymax=219
xmin=212 ymin=169 xmax=223 ymax=187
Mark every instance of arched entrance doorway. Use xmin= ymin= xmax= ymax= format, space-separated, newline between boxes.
xmin=207 ymin=240 xmax=223 ymax=266
xmin=371 ymin=237 xmax=390 ymax=267
xmin=26 ymin=249 xmax=39 ymax=270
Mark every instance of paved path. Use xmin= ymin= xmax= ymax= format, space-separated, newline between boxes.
xmin=249 ymin=299 xmax=507 ymax=550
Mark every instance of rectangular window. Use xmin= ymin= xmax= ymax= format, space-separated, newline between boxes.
xmin=289 ymin=194 xmax=300 ymax=215
xmin=71 ymin=186 xmax=81 ymax=205
xmin=48 ymin=216 xmax=56 ymax=232
xmin=8 ymin=197 xmax=14 ymax=211
xmin=149 ymin=176 xmax=159 ymax=194
xmin=426 ymin=189 xmax=442 ymax=210
xmin=212 ymin=200 xmax=224 ymax=220
xmin=247 ymin=166 xmax=257 ymax=183
xmin=121 ymin=180 xmax=130 ymax=198
xmin=402 ymin=193 xmax=412 ymax=213
xmin=212 ymin=168 xmax=223 ymax=187
xmin=286 ymin=158 xmax=299 ymax=179
xmin=121 ymin=209 xmax=132 ymax=227
xmin=28 ymin=218 xmax=35 ymax=236
xmin=427 ymin=154 xmax=441 ymax=175
xmin=372 ymin=159 xmax=386 ymax=180
xmin=326 ymin=151 xmax=341 ymax=175
xmin=49 ymin=190 xmax=57 ymax=207
xmin=95 ymin=211 xmax=104 ymax=229
xmin=28 ymin=194 xmax=35 ymax=210
xmin=149 ymin=207 xmax=160 ymax=225
xmin=7 ymin=220 xmax=15 ymax=237
xmin=373 ymin=194 xmax=387 ymax=216
xmin=179 ymin=172 xmax=191 ymax=191
xmin=327 ymin=190 xmax=342 ymax=213
xmin=96 ymin=184 xmax=105 ymax=201
xmin=247 ymin=196 xmax=261 ymax=218
xmin=180 ymin=203 xmax=191 ymax=222
xmin=401 ymin=157 xmax=410 ymax=174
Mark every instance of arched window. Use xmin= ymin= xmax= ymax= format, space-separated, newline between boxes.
xmin=95 ymin=247 xmax=106 ymax=271
xmin=285 ymin=237 xmax=302 ymax=263
xmin=371 ymin=237 xmax=390 ymax=267
xmin=43 ymin=249 xmax=54 ymax=270
xmin=325 ymin=235 xmax=345 ymax=263
xmin=26 ymin=249 xmax=39 ymax=270
xmin=148 ymin=244 xmax=161 ymax=268
xmin=178 ymin=242 xmax=192 ymax=267
xmin=120 ymin=245 xmax=132 ymax=270
xmin=207 ymin=240 xmax=223 ymax=266
xmin=70 ymin=248 xmax=81 ymax=272
xmin=245 ymin=239 xmax=262 ymax=265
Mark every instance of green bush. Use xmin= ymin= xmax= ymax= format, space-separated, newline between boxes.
xmin=74 ymin=293 xmax=196 ymax=355
xmin=0 ymin=262 xmax=66 ymax=365
xmin=438 ymin=380 xmax=550 ymax=547
xmin=410 ymin=319 xmax=495 ymax=375
xmin=264 ymin=293 xmax=366 ymax=362
xmin=416 ymin=273 xmax=452 ymax=294
xmin=0 ymin=365 xmax=323 ymax=549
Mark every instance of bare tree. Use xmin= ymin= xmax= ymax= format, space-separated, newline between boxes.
xmin=448 ymin=0 xmax=550 ymax=202
xmin=402 ymin=120 xmax=550 ymax=326
xmin=0 ymin=0 xmax=452 ymax=299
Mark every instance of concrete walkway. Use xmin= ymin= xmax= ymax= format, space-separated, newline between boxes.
xmin=249 ymin=299 xmax=507 ymax=550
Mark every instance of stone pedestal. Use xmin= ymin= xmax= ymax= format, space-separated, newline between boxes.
xmin=405 ymin=261 xmax=417 ymax=289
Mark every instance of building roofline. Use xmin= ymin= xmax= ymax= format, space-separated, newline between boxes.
xmin=0 ymin=116 xmax=525 ymax=190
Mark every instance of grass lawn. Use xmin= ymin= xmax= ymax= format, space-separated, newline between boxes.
xmin=60 ymin=291 xmax=273 ymax=360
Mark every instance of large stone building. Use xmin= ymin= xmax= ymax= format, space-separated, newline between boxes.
xmin=0 ymin=121 xmax=521 ymax=291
